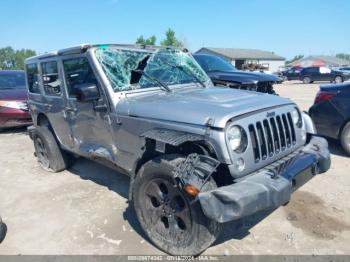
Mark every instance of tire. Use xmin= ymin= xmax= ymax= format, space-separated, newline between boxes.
xmin=303 ymin=77 xmax=311 ymax=84
xmin=340 ymin=122 xmax=350 ymax=156
xmin=334 ymin=76 xmax=343 ymax=84
xmin=0 ymin=217 xmax=6 ymax=244
xmin=132 ymin=154 xmax=221 ymax=255
xmin=33 ymin=126 xmax=71 ymax=172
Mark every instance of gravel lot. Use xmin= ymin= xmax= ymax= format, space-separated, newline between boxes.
xmin=0 ymin=81 xmax=349 ymax=255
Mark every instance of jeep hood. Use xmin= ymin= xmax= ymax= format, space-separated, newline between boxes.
xmin=208 ymin=70 xmax=282 ymax=84
xmin=117 ymin=87 xmax=293 ymax=128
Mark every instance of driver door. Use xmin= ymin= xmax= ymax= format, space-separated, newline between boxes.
xmin=61 ymin=56 xmax=115 ymax=162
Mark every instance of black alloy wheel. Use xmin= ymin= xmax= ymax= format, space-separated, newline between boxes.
xmin=143 ymin=178 xmax=192 ymax=240
xmin=132 ymin=155 xmax=221 ymax=255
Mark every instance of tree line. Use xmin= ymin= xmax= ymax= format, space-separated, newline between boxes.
xmin=0 ymin=47 xmax=36 ymax=70
xmin=135 ymin=28 xmax=184 ymax=48
xmin=1 ymin=28 xmax=349 ymax=70
xmin=0 ymin=28 xmax=183 ymax=71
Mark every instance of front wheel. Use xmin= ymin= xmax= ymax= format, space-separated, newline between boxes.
xmin=340 ymin=122 xmax=350 ymax=156
xmin=303 ymin=77 xmax=311 ymax=84
xmin=132 ymin=155 xmax=221 ymax=255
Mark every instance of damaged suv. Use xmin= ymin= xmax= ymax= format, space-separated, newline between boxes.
xmin=25 ymin=44 xmax=330 ymax=255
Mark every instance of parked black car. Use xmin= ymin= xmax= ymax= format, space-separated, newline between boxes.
xmin=337 ymin=66 xmax=350 ymax=72
xmin=281 ymin=67 xmax=302 ymax=80
xmin=309 ymin=82 xmax=350 ymax=155
xmin=299 ymin=66 xmax=350 ymax=84
xmin=193 ymin=54 xmax=282 ymax=94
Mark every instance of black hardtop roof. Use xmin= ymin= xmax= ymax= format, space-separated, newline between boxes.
xmin=25 ymin=43 xmax=179 ymax=63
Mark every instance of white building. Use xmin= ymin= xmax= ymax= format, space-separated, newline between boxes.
xmin=195 ymin=47 xmax=285 ymax=73
xmin=287 ymin=55 xmax=350 ymax=68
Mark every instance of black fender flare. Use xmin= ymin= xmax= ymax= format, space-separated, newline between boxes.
xmin=128 ymin=129 xmax=213 ymax=201
xmin=141 ymin=128 xmax=205 ymax=152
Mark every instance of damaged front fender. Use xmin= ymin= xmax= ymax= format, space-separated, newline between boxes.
xmin=173 ymin=153 xmax=220 ymax=193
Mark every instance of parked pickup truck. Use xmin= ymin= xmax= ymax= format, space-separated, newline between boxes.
xmin=25 ymin=44 xmax=330 ymax=255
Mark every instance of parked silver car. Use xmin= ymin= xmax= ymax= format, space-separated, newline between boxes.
xmin=25 ymin=44 xmax=330 ymax=255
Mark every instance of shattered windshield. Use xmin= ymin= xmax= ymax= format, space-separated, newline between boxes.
xmin=95 ymin=47 xmax=211 ymax=92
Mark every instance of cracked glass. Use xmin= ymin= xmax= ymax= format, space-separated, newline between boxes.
xmin=95 ymin=46 xmax=211 ymax=92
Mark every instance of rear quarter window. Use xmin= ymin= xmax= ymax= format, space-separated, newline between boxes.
xmin=303 ymin=67 xmax=319 ymax=74
xmin=41 ymin=61 xmax=62 ymax=96
xmin=26 ymin=63 xmax=41 ymax=94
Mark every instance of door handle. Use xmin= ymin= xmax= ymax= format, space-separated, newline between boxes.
xmin=44 ymin=103 xmax=52 ymax=110
xmin=93 ymin=104 xmax=108 ymax=112
xmin=65 ymin=107 xmax=77 ymax=113
xmin=63 ymin=107 xmax=77 ymax=119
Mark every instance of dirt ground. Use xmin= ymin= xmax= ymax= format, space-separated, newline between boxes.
xmin=0 ymin=81 xmax=349 ymax=255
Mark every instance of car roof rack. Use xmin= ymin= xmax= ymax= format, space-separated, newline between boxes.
xmin=57 ymin=43 xmax=92 ymax=56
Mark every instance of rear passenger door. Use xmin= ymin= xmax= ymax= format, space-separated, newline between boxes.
xmin=39 ymin=60 xmax=73 ymax=147
xmin=62 ymin=56 xmax=115 ymax=161
xmin=309 ymin=67 xmax=321 ymax=81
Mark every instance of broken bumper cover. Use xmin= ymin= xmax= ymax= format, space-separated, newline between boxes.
xmin=198 ymin=136 xmax=331 ymax=223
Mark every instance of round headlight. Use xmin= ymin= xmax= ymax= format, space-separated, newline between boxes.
xmin=291 ymin=108 xmax=301 ymax=126
xmin=227 ymin=125 xmax=242 ymax=151
xmin=227 ymin=126 xmax=242 ymax=151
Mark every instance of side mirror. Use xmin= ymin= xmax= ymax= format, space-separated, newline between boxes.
xmin=75 ymin=83 xmax=100 ymax=102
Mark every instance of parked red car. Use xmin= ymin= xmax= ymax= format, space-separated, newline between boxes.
xmin=0 ymin=70 xmax=32 ymax=128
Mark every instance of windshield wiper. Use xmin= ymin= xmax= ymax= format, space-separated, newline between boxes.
xmin=132 ymin=69 xmax=171 ymax=93
xmin=164 ymin=62 xmax=206 ymax=88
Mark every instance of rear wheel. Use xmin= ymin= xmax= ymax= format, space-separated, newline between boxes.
xmin=303 ymin=77 xmax=311 ymax=84
xmin=334 ymin=76 xmax=343 ymax=83
xmin=132 ymin=154 xmax=221 ymax=255
xmin=340 ymin=122 xmax=350 ymax=156
xmin=33 ymin=126 xmax=71 ymax=172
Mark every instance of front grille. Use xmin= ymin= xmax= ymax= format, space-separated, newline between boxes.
xmin=248 ymin=112 xmax=296 ymax=163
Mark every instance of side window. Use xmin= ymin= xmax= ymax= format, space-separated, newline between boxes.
xmin=26 ymin=63 xmax=40 ymax=93
xmin=41 ymin=61 xmax=61 ymax=96
xmin=320 ymin=67 xmax=331 ymax=74
xmin=62 ymin=57 xmax=97 ymax=97
xmin=305 ymin=67 xmax=318 ymax=74
xmin=312 ymin=67 xmax=320 ymax=73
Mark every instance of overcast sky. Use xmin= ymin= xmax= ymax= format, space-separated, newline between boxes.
xmin=0 ymin=0 xmax=348 ymax=59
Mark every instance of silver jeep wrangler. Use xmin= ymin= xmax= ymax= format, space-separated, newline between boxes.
xmin=25 ymin=44 xmax=330 ymax=255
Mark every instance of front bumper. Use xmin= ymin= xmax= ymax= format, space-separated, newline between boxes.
xmin=0 ymin=108 xmax=32 ymax=128
xmin=198 ymin=136 xmax=330 ymax=223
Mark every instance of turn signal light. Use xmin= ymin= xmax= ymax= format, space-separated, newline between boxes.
xmin=314 ymin=91 xmax=336 ymax=105
xmin=184 ymin=184 xmax=199 ymax=196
